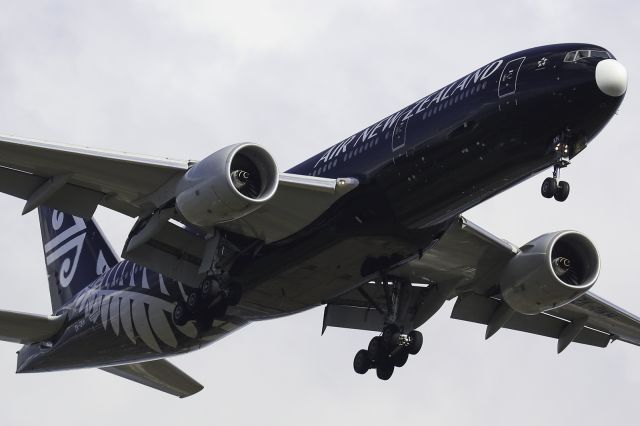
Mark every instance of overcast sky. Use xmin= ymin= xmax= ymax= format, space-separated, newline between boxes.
xmin=1 ymin=1 xmax=639 ymax=424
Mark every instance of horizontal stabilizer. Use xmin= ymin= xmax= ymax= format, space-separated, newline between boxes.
xmin=0 ymin=309 xmax=66 ymax=344
xmin=101 ymin=359 xmax=203 ymax=398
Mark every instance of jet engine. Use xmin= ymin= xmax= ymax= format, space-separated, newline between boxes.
xmin=175 ymin=143 xmax=278 ymax=227
xmin=500 ymin=231 xmax=600 ymax=315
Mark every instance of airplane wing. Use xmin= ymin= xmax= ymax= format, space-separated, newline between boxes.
xmin=0 ymin=134 xmax=358 ymax=285
xmin=387 ymin=216 xmax=640 ymax=353
xmin=0 ymin=134 xmax=190 ymax=218
xmin=101 ymin=359 xmax=203 ymax=398
xmin=0 ymin=134 xmax=357 ymax=240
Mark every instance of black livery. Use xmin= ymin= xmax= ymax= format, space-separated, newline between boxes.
xmin=0 ymin=43 xmax=634 ymax=397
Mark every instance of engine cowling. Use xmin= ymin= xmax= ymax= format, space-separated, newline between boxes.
xmin=500 ymin=231 xmax=600 ymax=315
xmin=175 ymin=143 xmax=278 ymax=227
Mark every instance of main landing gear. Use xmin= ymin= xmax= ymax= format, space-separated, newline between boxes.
xmin=172 ymin=275 xmax=243 ymax=328
xmin=353 ymin=325 xmax=423 ymax=380
xmin=541 ymin=155 xmax=571 ymax=202
xmin=172 ymin=230 xmax=243 ymax=329
xmin=352 ymin=276 xmax=423 ymax=380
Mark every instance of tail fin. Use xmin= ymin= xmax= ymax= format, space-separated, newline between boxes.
xmin=38 ymin=206 xmax=119 ymax=312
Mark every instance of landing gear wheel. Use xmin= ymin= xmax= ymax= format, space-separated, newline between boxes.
xmin=541 ymin=177 xmax=557 ymax=198
xmin=391 ymin=349 xmax=409 ymax=367
xmin=554 ymin=181 xmax=570 ymax=202
xmin=200 ymin=277 xmax=217 ymax=298
xmin=187 ymin=292 xmax=199 ymax=311
xmin=172 ymin=302 xmax=189 ymax=326
xmin=368 ymin=336 xmax=386 ymax=361
xmin=226 ymin=282 xmax=243 ymax=306
xmin=382 ymin=324 xmax=400 ymax=346
xmin=376 ymin=359 xmax=395 ymax=380
xmin=353 ymin=349 xmax=371 ymax=374
xmin=408 ymin=330 xmax=423 ymax=355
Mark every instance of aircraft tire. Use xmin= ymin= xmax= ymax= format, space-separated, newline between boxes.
xmin=391 ymin=349 xmax=409 ymax=367
xmin=187 ymin=292 xmax=199 ymax=311
xmin=353 ymin=349 xmax=371 ymax=374
xmin=554 ymin=181 xmax=570 ymax=202
xmin=201 ymin=277 xmax=217 ymax=298
xmin=173 ymin=302 xmax=189 ymax=326
xmin=226 ymin=282 xmax=243 ymax=306
xmin=376 ymin=359 xmax=394 ymax=380
xmin=541 ymin=177 xmax=557 ymax=198
xmin=408 ymin=330 xmax=423 ymax=355
xmin=368 ymin=336 xmax=386 ymax=361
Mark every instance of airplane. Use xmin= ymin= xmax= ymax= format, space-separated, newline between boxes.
xmin=0 ymin=42 xmax=634 ymax=398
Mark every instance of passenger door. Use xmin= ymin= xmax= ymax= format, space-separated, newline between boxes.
xmin=498 ymin=56 xmax=526 ymax=97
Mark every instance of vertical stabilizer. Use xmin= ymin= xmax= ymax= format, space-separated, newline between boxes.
xmin=38 ymin=206 xmax=119 ymax=312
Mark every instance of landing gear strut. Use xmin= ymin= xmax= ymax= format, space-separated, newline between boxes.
xmin=172 ymin=230 xmax=244 ymax=329
xmin=541 ymin=153 xmax=571 ymax=202
xmin=351 ymin=276 xmax=424 ymax=380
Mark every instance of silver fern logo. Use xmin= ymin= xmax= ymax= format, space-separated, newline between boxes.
xmin=74 ymin=283 xmax=198 ymax=353
xmin=44 ymin=210 xmax=86 ymax=288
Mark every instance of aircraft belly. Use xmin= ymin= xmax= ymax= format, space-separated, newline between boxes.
xmin=16 ymin=306 xmax=248 ymax=372
xmin=236 ymin=235 xmax=419 ymax=319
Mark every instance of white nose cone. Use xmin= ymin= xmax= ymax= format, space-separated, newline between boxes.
xmin=595 ymin=59 xmax=628 ymax=97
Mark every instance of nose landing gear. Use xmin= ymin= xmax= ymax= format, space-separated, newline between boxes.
xmin=541 ymin=156 xmax=571 ymax=202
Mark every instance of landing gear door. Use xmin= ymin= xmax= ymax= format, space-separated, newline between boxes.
xmin=498 ymin=57 xmax=526 ymax=97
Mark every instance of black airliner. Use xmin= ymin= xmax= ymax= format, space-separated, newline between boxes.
xmin=0 ymin=43 xmax=635 ymax=397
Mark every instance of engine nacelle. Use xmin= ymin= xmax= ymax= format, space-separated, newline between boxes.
xmin=500 ymin=231 xmax=600 ymax=315
xmin=175 ymin=143 xmax=278 ymax=227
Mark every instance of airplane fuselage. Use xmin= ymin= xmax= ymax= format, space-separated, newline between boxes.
xmin=17 ymin=43 xmax=624 ymax=373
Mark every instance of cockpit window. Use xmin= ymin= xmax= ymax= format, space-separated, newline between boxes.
xmin=575 ymin=50 xmax=590 ymax=60
xmin=564 ymin=49 xmax=612 ymax=62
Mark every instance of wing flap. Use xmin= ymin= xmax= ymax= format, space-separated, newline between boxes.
xmin=0 ymin=309 xmax=66 ymax=344
xmin=451 ymin=293 xmax=611 ymax=348
xmin=101 ymin=359 xmax=203 ymax=398
xmin=552 ymin=292 xmax=640 ymax=347
xmin=0 ymin=166 xmax=106 ymax=218
xmin=323 ymin=282 xmax=445 ymax=333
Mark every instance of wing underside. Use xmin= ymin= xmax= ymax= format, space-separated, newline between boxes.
xmin=0 ymin=135 xmax=359 ymax=287
xmin=386 ymin=216 xmax=640 ymax=352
